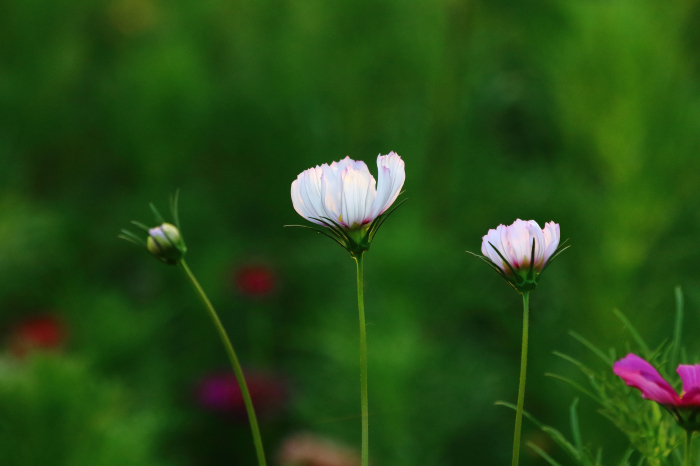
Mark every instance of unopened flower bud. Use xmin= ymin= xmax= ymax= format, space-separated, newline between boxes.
xmin=147 ymin=223 xmax=186 ymax=264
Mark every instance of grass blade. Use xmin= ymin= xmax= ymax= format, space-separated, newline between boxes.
xmin=546 ymin=373 xmax=601 ymax=403
xmin=618 ymin=447 xmax=634 ymax=466
xmin=527 ymin=442 xmax=564 ymax=466
xmin=612 ymin=308 xmax=650 ymax=358
xmin=671 ymin=286 xmax=684 ymax=367
xmin=569 ymin=398 xmax=582 ymax=451
xmin=569 ymin=331 xmax=613 ymax=365
xmin=149 ymin=203 xmax=165 ymax=224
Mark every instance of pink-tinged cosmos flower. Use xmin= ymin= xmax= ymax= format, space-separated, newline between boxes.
xmin=614 ymin=354 xmax=700 ymax=430
xmin=197 ymin=371 xmax=287 ymax=419
xmin=277 ymin=432 xmax=361 ymax=466
xmin=475 ymin=219 xmax=565 ymax=292
xmin=290 ymin=153 xmax=405 ymax=255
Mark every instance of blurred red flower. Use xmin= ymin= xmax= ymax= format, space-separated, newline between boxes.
xmin=9 ymin=314 xmax=66 ymax=357
xmin=235 ymin=264 xmax=276 ymax=297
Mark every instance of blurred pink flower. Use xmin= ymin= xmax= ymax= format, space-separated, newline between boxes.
xmin=613 ymin=354 xmax=700 ymax=407
xmin=197 ymin=371 xmax=287 ymax=418
xmin=235 ymin=264 xmax=276 ymax=297
xmin=9 ymin=314 xmax=66 ymax=357
xmin=277 ymin=433 xmax=361 ymax=466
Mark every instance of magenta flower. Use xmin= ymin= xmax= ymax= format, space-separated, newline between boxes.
xmin=614 ymin=354 xmax=700 ymax=430
xmin=614 ymin=354 xmax=700 ymax=406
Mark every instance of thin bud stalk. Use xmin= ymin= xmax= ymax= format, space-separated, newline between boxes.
xmin=179 ymin=259 xmax=267 ymax=466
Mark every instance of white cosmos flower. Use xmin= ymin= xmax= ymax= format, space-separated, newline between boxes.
xmin=479 ymin=220 xmax=561 ymax=291
xmin=291 ymin=152 xmax=405 ymax=232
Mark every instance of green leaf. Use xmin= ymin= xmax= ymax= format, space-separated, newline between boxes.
xmin=466 ymin=251 xmax=510 ymax=281
xmin=169 ymin=189 xmax=181 ymax=230
xmin=569 ymin=331 xmax=613 ymax=365
xmin=617 ymin=447 xmax=634 ymax=466
xmin=119 ymin=229 xmax=146 ymax=246
xmin=527 ymin=442 xmax=564 ymax=466
xmin=131 ymin=220 xmax=151 ymax=233
xmin=670 ymin=286 xmax=684 ymax=368
xmin=495 ymin=401 xmax=546 ymax=429
xmin=613 ymin=308 xmax=650 ymax=358
xmin=570 ymin=398 xmax=583 ymax=451
xmin=149 ymin=203 xmax=165 ymax=224
xmin=368 ymin=197 xmax=407 ymax=241
xmin=539 ymin=241 xmax=570 ymax=274
xmin=284 ymin=224 xmax=347 ymax=250
xmin=545 ymin=373 xmax=601 ymax=403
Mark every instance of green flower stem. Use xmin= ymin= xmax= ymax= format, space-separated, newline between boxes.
xmin=686 ymin=430 xmax=693 ymax=466
xmin=512 ymin=291 xmax=530 ymax=466
xmin=179 ymin=259 xmax=267 ymax=466
xmin=354 ymin=252 xmax=369 ymax=466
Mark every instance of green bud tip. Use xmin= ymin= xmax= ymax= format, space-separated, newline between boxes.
xmin=147 ymin=223 xmax=186 ymax=265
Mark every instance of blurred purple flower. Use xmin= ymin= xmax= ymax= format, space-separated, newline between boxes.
xmin=197 ymin=371 xmax=287 ymax=418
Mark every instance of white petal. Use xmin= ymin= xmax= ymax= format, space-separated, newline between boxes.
xmin=481 ymin=225 xmax=508 ymax=272
xmin=370 ymin=152 xmax=406 ymax=219
xmin=340 ymin=165 xmax=377 ymax=228
xmin=320 ymin=161 xmax=346 ymax=224
xmin=291 ymin=167 xmax=325 ymax=226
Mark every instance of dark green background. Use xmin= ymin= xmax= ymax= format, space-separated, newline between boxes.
xmin=1 ymin=0 xmax=700 ymax=464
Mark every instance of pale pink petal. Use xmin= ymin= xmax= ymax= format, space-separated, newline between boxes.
xmin=503 ymin=220 xmax=533 ymax=269
xmin=543 ymin=222 xmax=560 ymax=263
xmin=370 ymin=152 xmax=405 ymax=219
xmin=613 ymin=354 xmax=679 ymax=405
xmin=482 ymin=226 xmax=509 ymax=273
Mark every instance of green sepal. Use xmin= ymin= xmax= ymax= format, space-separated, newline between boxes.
xmin=471 ymin=236 xmax=570 ymax=294
xmin=283 ymin=224 xmax=347 ymax=251
xmin=367 ymin=198 xmax=407 ymax=243
xmin=118 ymin=229 xmax=147 ymax=247
xmin=289 ymin=198 xmax=406 ymax=258
xmin=667 ymin=407 xmax=700 ymax=432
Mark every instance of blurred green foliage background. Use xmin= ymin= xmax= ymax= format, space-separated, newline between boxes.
xmin=2 ymin=0 xmax=700 ymax=464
